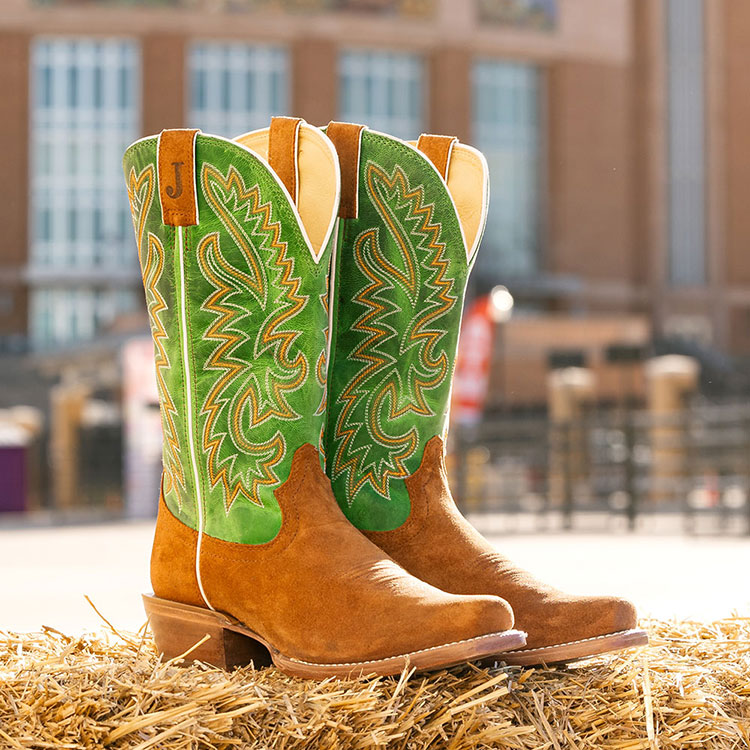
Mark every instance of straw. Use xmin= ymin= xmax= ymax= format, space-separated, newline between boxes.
xmin=0 ymin=616 xmax=748 ymax=748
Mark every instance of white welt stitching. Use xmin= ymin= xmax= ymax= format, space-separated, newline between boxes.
xmin=502 ymin=629 xmax=647 ymax=656
xmin=284 ymin=629 xmax=527 ymax=668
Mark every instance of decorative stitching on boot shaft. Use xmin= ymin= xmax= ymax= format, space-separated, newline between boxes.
xmin=124 ymin=133 xmax=333 ymax=544
xmin=325 ymin=131 xmax=470 ymax=532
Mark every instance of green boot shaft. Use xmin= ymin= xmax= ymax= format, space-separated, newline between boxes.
xmin=325 ymin=126 xmax=488 ymax=531
xmin=124 ymin=124 xmax=336 ymax=544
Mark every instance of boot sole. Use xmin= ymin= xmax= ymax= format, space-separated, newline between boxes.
xmin=497 ymin=628 xmax=649 ymax=666
xmin=143 ymin=594 xmax=527 ymax=678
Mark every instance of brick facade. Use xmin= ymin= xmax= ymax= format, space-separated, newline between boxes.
xmin=0 ymin=0 xmax=747 ymax=356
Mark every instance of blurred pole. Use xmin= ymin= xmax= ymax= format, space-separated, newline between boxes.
xmin=547 ymin=366 xmax=595 ymax=529
xmin=123 ymin=338 xmax=163 ymax=519
xmin=605 ymin=344 xmax=645 ymax=530
xmin=645 ymin=355 xmax=700 ymax=506
xmin=50 ymin=381 xmax=89 ymax=510
xmin=451 ymin=288 xmax=512 ymax=511
xmin=496 ymin=322 xmax=506 ymax=410
xmin=488 ymin=285 xmax=514 ymax=412
xmin=487 ymin=287 xmax=513 ymax=509
xmin=453 ymin=423 xmax=468 ymax=513
xmin=624 ymin=412 xmax=638 ymax=530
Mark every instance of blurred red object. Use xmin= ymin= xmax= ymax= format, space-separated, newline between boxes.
xmin=452 ymin=296 xmax=496 ymax=427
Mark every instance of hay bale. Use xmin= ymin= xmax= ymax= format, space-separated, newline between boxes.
xmin=1 ymin=617 xmax=748 ymax=748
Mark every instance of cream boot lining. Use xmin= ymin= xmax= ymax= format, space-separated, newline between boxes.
xmin=408 ymin=140 xmax=488 ymax=263
xmin=445 ymin=144 xmax=487 ymax=263
xmin=235 ymin=124 xmax=338 ymax=258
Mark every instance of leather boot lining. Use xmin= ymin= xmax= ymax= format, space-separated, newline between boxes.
xmin=235 ymin=122 xmax=339 ymax=259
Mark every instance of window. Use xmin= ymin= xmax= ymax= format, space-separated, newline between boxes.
xmin=472 ymin=59 xmax=542 ymax=279
xmin=30 ymin=37 xmax=140 ymax=349
xmin=30 ymin=288 xmax=139 ymax=351
xmin=339 ymin=50 xmax=424 ymax=141
xmin=188 ymin=42 xmax=289 ymax=137
xmin=665 ymin=0 xmax=706 ymax=286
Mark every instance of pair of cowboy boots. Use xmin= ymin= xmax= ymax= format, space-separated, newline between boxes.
xmin=123 ymin=117 xmax=647 ymax=678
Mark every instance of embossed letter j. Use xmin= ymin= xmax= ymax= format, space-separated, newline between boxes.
xmin=166 ymin=161 xmax=184 ymax=199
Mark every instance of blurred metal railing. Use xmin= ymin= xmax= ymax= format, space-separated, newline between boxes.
xmin=11 ymin=391 xmax=750 ymax=534
xmin=450 ymin=399 xmax=750 ymax=534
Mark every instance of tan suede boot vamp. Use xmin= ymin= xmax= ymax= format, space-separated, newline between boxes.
xmin=364 ymin=438 xmax=638 ymax=652
xmin=152 ymin=443 xmax=519 ymax=666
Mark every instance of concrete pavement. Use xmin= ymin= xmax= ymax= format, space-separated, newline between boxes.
xmin=1 ymin=518 xmax=748 ymax=634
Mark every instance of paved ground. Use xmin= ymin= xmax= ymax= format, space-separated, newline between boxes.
xmin=1 ymin=517 xmax=748 ymax=634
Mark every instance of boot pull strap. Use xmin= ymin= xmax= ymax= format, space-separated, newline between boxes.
xmin=158 ymin=128 xmax=200 ymax=226
xmin=269 ymin=116 xmax=302 ymax=204
xmin=416 ymin=133 xmax=458 ymax=180
xmin=326 ymin=121 xmax=365 ymax=219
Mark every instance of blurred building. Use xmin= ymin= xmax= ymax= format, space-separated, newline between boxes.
xmin=0 ymin=0 xmax=748 ymax=359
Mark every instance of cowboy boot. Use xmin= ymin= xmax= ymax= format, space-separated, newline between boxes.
xmin=123 ymin=117 xmax=525 ymax=678
xmin=323 ymin=122 xmax=648 ymax=665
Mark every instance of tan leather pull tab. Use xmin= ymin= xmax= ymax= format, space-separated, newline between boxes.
xmin=269 ymin=116 xmax=302 ymax=203
xmin=327 ymin=121 xmax=365 ymax=219
xmin=417 ymin=134 xmax=458 ymax=180
xmin=158 ymin=129 xmax=200 ymax=226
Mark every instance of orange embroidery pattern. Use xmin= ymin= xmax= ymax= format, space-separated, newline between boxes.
xmin=127 ymin=165 xmax=186 ymax=504
xmin=198 ymin=163 xmax=309 ymax=510
xmin=332 ymin=162 xmax=457 ymax=501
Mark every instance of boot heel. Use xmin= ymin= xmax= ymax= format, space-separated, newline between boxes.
xmin=143 ymin=594 xmax=273 ymax=670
